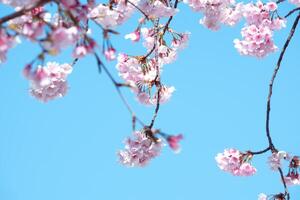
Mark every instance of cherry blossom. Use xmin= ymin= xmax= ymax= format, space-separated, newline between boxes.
xmin=284 ymin=156 xmax=300 ymax=186
xmin=268 ymin=151 xmax=289 ymax=171
xmin=166 ymin=134 xmax=183 ymax=153
xmin=0 ymin=0 xmax=38 ymax=8
xmin=104 ymin=47 xmax=117 ymax=61
xmin=0 ymin=30 xmax=16 ymax=63
xmin=258 ymin=193 xmax=268 ymax=200
xmin=118 ymin=130 xmax=163 ymax=167
xmin=184 ymin=0 xmax=244 ymax=30
xmin=289 ymin=0 xmax=300 ymax=6
xmin=24 ymin=62 xmax=73 ymax=102
xmin=139 ymin=0 xmax=179 ymax=18
xmin=234 ymin=1 xmax=285 ymax=58
xmin=125 ymin=30 xmax=141 ymax=42
xmin=44 ymin=26 xmax=79 ymax=54
xmin=215 ymin=148 xmax=257 ymax=176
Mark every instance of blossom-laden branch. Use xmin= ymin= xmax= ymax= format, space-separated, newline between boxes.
xmin=0 ymin=0 xmax=300 ymax=199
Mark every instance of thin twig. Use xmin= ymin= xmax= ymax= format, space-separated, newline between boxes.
xmin=265 ymin=11 xmax=300 ymax=199
xmin=285 ymin=7 xmax=300 ymax=18
xmin=250 ymin=147 xmax=271 ymax=155
xmin=93 ymin=52 xmax=145 ymax=127
xmin=265 ymin=12 xmax=300 ymax=152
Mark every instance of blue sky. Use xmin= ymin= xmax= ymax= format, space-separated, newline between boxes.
xmin=0 ymin=1 xmax=300 ymax=200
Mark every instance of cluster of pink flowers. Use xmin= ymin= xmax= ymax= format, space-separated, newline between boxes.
xmin=139 ymin=0 xmax=178 ymax=18
xmin=184 ymin=0 xmax=244 ymax=30
xmin=116 ymin=53 xmax=175 ymax=105
xmin=43 ymin=26 xmax=79 ymax=55
xmin=289 ymin=0 xmax=300 ymax=6
xmin=0 ymin=30 xmax=16 ymax=63
xmin=268 ymin=151 xmax=289 ymax=171
xmin=87 ymin=0 xmax=139 ymax=29
xmin=234 ymin=1 xmax=285 ymax=57
xmin=23 ymin=62 xmax=73 ymax=102
xmin=118 ymin=130 xmax=163 ymax=167
xmin=0 ymin=0 xmax=38 ymax=8
xmin=215 ymin=148 xmax=257 ymax=176
xmin=284 ymin=156 xmax=300 ymax=186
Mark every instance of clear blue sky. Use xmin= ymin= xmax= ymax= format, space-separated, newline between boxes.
xmin=0 ymin=2 xmax=299 ymax=200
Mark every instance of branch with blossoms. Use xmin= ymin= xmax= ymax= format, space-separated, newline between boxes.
xmin=0 ymin=0 xmax=300 ymax=199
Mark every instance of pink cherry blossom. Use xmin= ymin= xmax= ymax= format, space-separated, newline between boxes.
xmin=268 ymin=151 xmax=289 ymax=171
xmin=0 ymin=30 xmax=16 ymax=64
xmin=258 ymin=193 xmax=268 ymax=200
xmin=118 ymin=130 xmax=163 ymax=167
xmin=40 ymin=26 xmax=79 ymax=55
xmin=284 ymin=172 xmax=300 ymax=186
xmin=184 ymin=0 xmax=243 ymax=30
xmin=215 ymin=148 xmax=257 ymax=176
xmin=234 ymin=1 xmax=285 ymax=57
xmin=139 ymin=0 xmax=178 ymax=18
xmin=104 ymin=47 xmax=116 ymax=61
xmin=125 ymin=30 xmax=141 ymax=42
xmin=0 ymin=0 xmax=38 ymax=8
xmin=167 ymin=134 xmax=183 ymax=153
xmin=88 ymin=0 xmax=138 ymax=29
xmin=24 ymin=62 xmax=73 ymax=102
xmin=289 ymin=0 xmax=300 ymax=6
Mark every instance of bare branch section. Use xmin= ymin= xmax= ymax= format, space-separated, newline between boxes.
xmin=264 ymin=12 xmax=300 ymax=199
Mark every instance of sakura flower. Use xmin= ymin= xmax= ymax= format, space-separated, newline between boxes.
xmin=284 ymin=172 xmax=300 ymax=186
xmin=43 ymin=26 xmax=79 ymax=54
xmin=118 ymin=130 xmax=163 ymax=167
xmin=171 ymin=32 xmax=190 ymax=50
xmin=104 ymin=48 xmax=116 ymax=61
xmin=234 ymin=25 xmax=277 ymax=58
xmin=25 ymin=62 xmax=72 ymax=102
xmin=234 ymin=1 xmax=285 ymax=57
xmin=88 ymin=0 xmax=138 ymax=28
xmin=0 ymin=0 xmax=39 ymax=8
xmin=216 ymin=148 xmax=257 ymax=176
xmin=73 ymin=46 xmax=88 ymax=58
xmin=139 ymin=0 xmax=178 ymax=18
xmin=289 ymin=0 xmax=300 ymax=6
xmin=125 ymin=31 xmax=141 ymax=42
xmin=166 ymin=134 xmax=183 ymax=153
xmin=258 ymin=193 xmax=268 ymax=200
xmin=184 ymin=0 xmax=244 ymax=30
xmin=0 ymin=30 xmax=16 ymax=63
xmin=268 ymin=151 xmax=289 ymax=171
xmin=283 ymin=156 xmax=300 ymax=186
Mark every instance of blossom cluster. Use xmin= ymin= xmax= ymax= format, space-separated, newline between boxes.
xmin=234 ymin=1 xmax=286 ymax=57
xmin=118 ymin=130 xmax=163 ymax=167
xmin=23 ymin=62 xmax=73 ymax=102
xmin=118 ymin=129 xmax=183 ymax=167
xmin=284 ymin=156 xmax=300 ymax=186
xmin=268 ymin=151 xmax=289 ymax=171
xmin=0 ymin=30 xmax=16 ymax=63
xmin=183 ymin=0 xmax=244 ymax=30
xmin=215 ymin=148 xmax=257 ymax=176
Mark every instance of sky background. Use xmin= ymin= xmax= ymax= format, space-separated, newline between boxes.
xmin=0 ymin=1 xmax=300 ymax=200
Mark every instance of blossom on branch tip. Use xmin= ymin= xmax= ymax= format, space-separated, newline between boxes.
xmin=258 ymin=193 xmax=268 ymax=200
xmin=215 ymin=148 xmax=257 ymax=176
xmin=268 ymin=151 xmax=289 ymax=171
xmin=166 ymin=134 xmax=183 ymax=153
xmin=118 ymin=130 xmax=163 ymax=167
xmin=24 ymin=62 xmax=73 ymax=102
xmin=284 ymin=156 xmax=300 ymax=186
